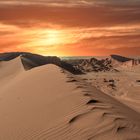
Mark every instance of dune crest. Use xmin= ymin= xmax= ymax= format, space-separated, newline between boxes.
xmin=0 ymin=56 xmax=24 ymax=83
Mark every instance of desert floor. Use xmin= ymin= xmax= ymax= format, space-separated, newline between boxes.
xmin=0 ymin=57 xmax=140 ymax=140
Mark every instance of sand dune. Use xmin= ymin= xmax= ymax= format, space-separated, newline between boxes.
xmin=0 ymin=57 xmax=140 ymax=140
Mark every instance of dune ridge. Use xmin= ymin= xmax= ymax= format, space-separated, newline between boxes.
xmin=0 ymin=52 xmax=83 ymax=74
xmin=0 ymin=56 xmax=140 ymax=140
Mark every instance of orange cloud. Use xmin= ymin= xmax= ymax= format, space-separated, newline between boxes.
xmin=0 ymin=22 xmax=140 ymax=56
xmin=0 ymin=1 xmax=140 ymax=56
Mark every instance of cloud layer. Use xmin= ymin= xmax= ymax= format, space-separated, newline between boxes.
xmin=0 ymin=0 xmax=140 ymax=56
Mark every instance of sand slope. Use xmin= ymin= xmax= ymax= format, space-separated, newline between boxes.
xmin=79 ymin=68 xmax=140 ymax=113
xmin=0 ymin=57 xmax=140 ymax=140
xmin=0 ymin=56 xmax=24 ymax=87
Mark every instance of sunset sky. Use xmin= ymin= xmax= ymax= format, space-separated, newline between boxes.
xmin=0 ymin=0 xmax=140 ymax=56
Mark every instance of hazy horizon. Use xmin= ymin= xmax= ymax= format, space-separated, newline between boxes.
xmin=1 ymin=51 xmax=140 ymax=60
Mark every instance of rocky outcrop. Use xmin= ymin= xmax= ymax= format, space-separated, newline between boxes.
xmin=111 ymin=55 xmax=132 ymax=62
xmin=65 ymin=57 xmax=118 ymax=72
xmin=65 ymin=55 xmax=140 ymax=73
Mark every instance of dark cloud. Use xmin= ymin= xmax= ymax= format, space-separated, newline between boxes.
xmin=0 ymin=4 xmax=140 ymax=28
xmin=0 ymin=0 xmax=140 ymax=6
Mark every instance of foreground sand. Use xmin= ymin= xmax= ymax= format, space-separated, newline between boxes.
xmin=0 ymin=57 xmax=140 ymax=140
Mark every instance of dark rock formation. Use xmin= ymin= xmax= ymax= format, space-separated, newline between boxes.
xmin=64 ymin=55 xmax=140 ymax=73
xmin=111 ymin=55 xmax=132 ymax=62
xmin=65 ymin=57 xmax=117 ymax=72
xmin=111 ymin=54 xmax=140 ymax=66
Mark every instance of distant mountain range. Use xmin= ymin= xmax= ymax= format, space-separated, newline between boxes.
xmin=0 ymin=52 xmax=140 ymax=73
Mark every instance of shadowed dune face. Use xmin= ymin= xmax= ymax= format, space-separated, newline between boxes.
xmin=0 ymin=53 xmax=140 ymax=140
xmin=111 ymin=54 xmax=132 ymax=62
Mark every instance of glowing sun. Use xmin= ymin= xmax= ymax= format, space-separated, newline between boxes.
xmin=22 ymin=28 xmax=74 ymax=56
xmin=34 ymin=29 xmax=64 ymax=46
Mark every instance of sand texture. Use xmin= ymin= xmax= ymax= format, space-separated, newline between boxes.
xmin=0 ymin=56 xmax=140 ymax=140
